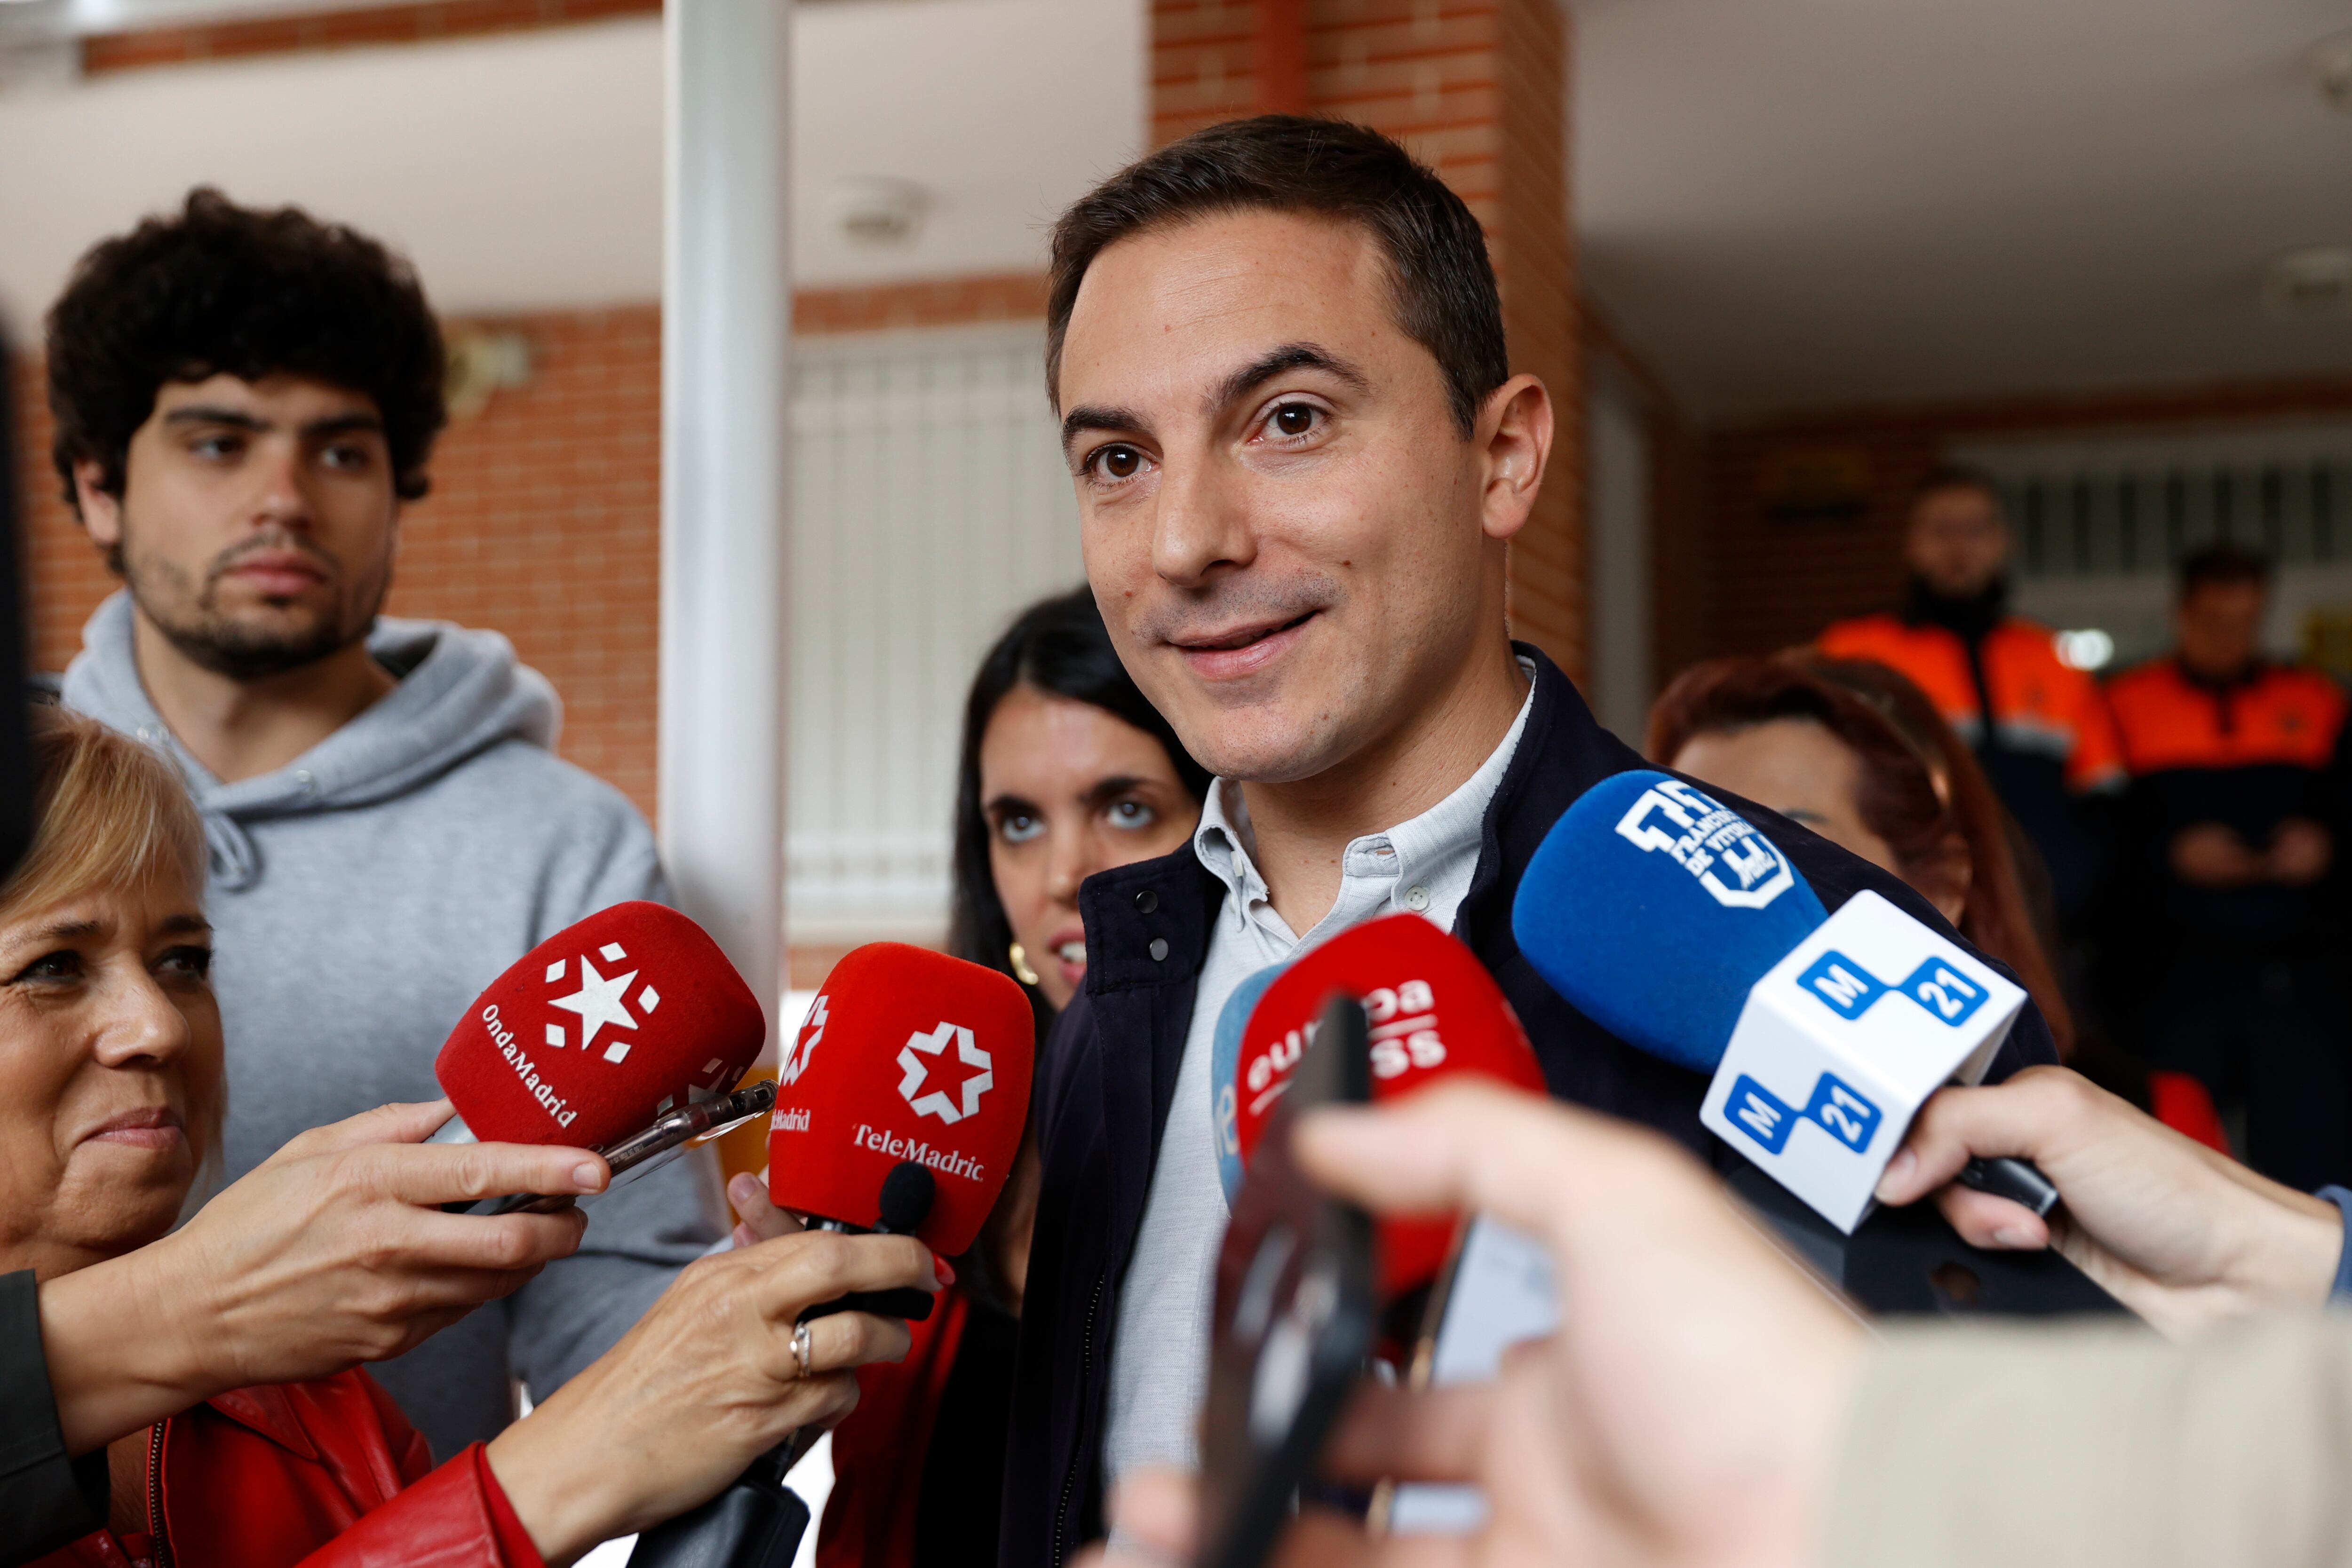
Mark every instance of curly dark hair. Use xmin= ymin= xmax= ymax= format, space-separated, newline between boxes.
xmin=46 ymin=187 xmax=446 ymax=517
xmin=1047 ymin=115 xmax=1510 ymax=436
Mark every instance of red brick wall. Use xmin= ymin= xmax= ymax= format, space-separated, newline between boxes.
xmin=79 ymin=0 xmax=660 ymax=76
xmin=1150 ymin=0 xmax=1586 ymax=679
xmin=1701 ymin=374 xmax=2352 ymax=661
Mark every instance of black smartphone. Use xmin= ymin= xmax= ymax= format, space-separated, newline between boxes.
xmin=1195 ymin=992 xmax=1379 ymax=1568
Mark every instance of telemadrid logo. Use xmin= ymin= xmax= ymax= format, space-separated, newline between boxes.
xmin=898 ymin=1022 xmax=993 ymax=1124
xmin=782 ymin=995 xmax=829 ymax=1086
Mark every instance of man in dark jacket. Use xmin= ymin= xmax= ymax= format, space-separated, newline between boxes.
xmin=1008 ymin=115 xmax=2059 ymax=1568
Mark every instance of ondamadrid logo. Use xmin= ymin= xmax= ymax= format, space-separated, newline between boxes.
xmin=543 ymin=941 xmax=663 ymax=1064
xmin=898 ymin=1022 xmax=993 ymax=1124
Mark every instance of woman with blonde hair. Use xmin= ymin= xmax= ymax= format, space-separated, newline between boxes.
xmin=7 ymin=708 xmax=935 ymax=1567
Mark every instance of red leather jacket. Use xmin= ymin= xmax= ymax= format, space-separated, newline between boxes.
xmin=27 ymin=1369 xmax=543 ymax=1568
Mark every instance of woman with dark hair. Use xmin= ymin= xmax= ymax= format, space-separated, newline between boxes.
xmin=1647 ymin=653 xmax=2076 ymax=1057
xmin=811 ymin=585 xmax=1209 ymax=1568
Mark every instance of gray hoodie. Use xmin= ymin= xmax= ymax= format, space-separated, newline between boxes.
xmin=64 ymin=591 xmax=723 ymax=1460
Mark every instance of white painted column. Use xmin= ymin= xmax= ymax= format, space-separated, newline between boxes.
xmin=660 ymin=0 xmax=792 ymax=1045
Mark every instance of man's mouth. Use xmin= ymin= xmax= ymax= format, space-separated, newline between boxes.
xmin=216 ymin=547 xmax=332 ymax=597
xmin=1174 ymin=611 xmax=1318 ymax=654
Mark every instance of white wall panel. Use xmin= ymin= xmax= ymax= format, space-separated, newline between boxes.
xmin=788 ymin=323 xmax=1081 ymax=942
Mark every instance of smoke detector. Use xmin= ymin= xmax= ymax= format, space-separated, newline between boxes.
xmin=826 ymin=176 xmax=929 ymax=248
xmin=2313 ymin=32 xmax=2352 ymax=115
xmin=2262 ymin=247 xmax=2352 ymax=320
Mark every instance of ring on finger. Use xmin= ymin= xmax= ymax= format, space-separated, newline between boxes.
xmin=792 ymin=1319 xmax=814 ymax=1379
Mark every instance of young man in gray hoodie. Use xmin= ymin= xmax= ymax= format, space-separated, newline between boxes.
xmin=44 ymin=189 xmax=722 ymax=1460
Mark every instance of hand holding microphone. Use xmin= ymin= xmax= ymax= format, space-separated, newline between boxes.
xmin=1876 ymin=1065 xmax=2344 ymax=1338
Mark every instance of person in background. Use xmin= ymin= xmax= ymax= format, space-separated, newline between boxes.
xmin=45 ymin=189 xmax=712 ymax=1461
xmin=2102 ymin=544 xmax=2352 ymax=1190
xmin=1648 ymin=653 xmax=2074 ymax=1056
xmin=1819 ymin=466 xmax=2125 ymax=928
xmin=7 ymin=708 xmax=934 ymax=1568
xmin=776 ymin=586 xmax=1210 ymax=1568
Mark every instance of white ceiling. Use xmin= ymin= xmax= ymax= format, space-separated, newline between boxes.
xmin=1574 ymin=0 xmax=2352 ymax=417
xmin=0 ymin=0 xmax=1143 ymax=333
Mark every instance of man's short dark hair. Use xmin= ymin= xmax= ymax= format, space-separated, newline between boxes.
xmin=1910 ymin=463 xmax=2002 ymax=512
xmin=47 ymin=187 xmax=446 ymax=516
xmin=2179 ymin=542 xmax=2272 ymax=600
xmin=1045 ymin=115 xmax=1509 ymax=436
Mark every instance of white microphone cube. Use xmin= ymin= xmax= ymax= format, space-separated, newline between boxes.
xmin=1699 ymin=890 xmax=2025 ymax=1234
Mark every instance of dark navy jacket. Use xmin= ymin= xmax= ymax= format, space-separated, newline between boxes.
xmin=999 ymin=646 xmax=2058 ymax=1568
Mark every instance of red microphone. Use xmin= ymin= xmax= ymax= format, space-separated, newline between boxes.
xmin=1236 ymin=913 xmax=1546 ymax=1299
xmin=433 ymin=901 xmax=767 ymax=1151
xmin=769 ymin=942 xmax=1034 ymax=1257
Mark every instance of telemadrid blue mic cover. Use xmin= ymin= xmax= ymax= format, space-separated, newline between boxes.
xmin=1511 ymin=770 xmax=1828 ymax=1075
xmin=1210 ymin=960 xmax=1290 ymax=1204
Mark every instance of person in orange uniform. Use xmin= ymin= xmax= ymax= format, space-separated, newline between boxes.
xmin=1820 ymin=466 xmax=2125 ymax=927
xmin=2104 ymin=544 xmax=2352 ymax=1188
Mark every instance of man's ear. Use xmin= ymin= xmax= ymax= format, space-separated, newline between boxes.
xmin=1475 ymin=374 xmax=1552 ymax=544
xmin=72 ymin=459 xmax=124 ymax=550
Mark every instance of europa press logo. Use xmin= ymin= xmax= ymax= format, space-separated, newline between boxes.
xmin=898 ymin=1022 xmax=993 ymax=1124
xmin=542 ymin=939 xmax=663 ymax=1063
xmin=1613 ymin=778 xmax=1796 ymax=910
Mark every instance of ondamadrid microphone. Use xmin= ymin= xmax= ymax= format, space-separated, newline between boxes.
xmin=1221 ymin=913 xmax=1547 ymax=1298
xmin=768 ymin=942 xmax=1033 ymax=1257
xmin=433 ymin=900 xmax=766 ymax=1151
xmin=1512 ymin=770 xmax=2030 ymax=1232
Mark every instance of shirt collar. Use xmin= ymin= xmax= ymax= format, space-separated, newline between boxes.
xmin=1190 ymin=657 xmax=1537 ymax=934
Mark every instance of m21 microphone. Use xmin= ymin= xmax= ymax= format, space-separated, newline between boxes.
xmin=1221 ymin=914 xmax=1547 ymax=1300
xmin=430 ymin=901 xmax=768 ymax=1210
xmin=768 ymin=942 xmax=1033 ymax=1272
xmin=1512 ymin=771 xmax=2052 ymax=1234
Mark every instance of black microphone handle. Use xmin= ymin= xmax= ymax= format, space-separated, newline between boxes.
xmin=1956 ymin=1154 xmax=2061 ymax=1217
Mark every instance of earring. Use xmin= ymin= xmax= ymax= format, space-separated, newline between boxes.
xmin=1008 ymin=942 xmax=1041 ymax=987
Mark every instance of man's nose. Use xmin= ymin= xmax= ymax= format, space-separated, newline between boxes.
xmin=247 ymin=439 xmax=316 ymax=530
xmin=1150 ymin=451 xmax=1255 ymax=586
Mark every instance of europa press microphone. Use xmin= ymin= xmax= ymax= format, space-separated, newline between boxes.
xmin=631 ymin=942 xmax=1035 ymax=1568
xmin=1213 ymin=913 xmax=1547 ymax=1308
xmin=1510 ymin=771 xmax=2059 ymax=1238
xmin=428 ymin=901 xmax=772 ymax=1211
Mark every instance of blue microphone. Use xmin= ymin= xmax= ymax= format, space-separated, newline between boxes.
xmin=1513 ymin=770 xmax=2056 ymax=1232
xmin=1211 ymin=961 xmax=1290 ymax=1204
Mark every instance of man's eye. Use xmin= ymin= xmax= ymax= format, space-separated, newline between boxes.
xmin=191 ymin=436 xmax=242 ymax=460
xmin=321 ymin=444 xmax=372 ymax=470
xmin=1090 ymin=445 xmax=1145 ymax=481
xmin=1106 ymin=800 xmax=1157 ymax=831
xmin=998 ymin=814 xmax=1045 ymax=845
xmin=1269 ymin=403 xmax=1319 ymax=438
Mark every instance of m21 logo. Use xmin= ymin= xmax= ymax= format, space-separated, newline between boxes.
xmin=1725 ymin=1070 xmax=1883 ymax=1157
xmin=1796 ymin=950 xmax=1988 ymax=1029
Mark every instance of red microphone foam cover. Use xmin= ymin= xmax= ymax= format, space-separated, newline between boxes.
xmin=1238 ymin=913 xmax=1545 ymax=1296
xmin=769 ymin=943 xmax=1034 ymax=1255
xmin=437 ymin=901 xmax=766 ymax=1148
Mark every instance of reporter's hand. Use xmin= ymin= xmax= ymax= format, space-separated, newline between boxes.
xmin=486 ymin=1227 xmax=937 ymax=1565
xmin=41 ymin=1098 xmax=603 ymax=1452
xmin=726 ymin=1164 xmax=804 ymax=1250
xmin=1875 ymin=1065 xmax=2342 ymax=1337
xmin=1280 ymin=1082 xmax=1861 ymax=1568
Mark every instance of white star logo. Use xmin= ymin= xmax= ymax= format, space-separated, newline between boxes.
xmin=550 ymin=953 xmax=641 ymax=1061
xmin=781 ymin=994 xmax=828 ymax=1086
xmin=897 ymin=1021 xmax=993 ymax=1124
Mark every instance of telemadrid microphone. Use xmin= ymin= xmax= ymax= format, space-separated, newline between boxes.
xmin=1511 ymin=770 xmax=2055 ymax=1232
xmin=429 ymin=901 xmax=768 ymax=1208
xmin=1221 ymin=913 xmax=1547 ymax=1299
xmin=768 ymin=942 xmax=1034 ymax=1303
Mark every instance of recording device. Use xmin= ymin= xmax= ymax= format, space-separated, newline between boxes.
xmin=1198 ymin=993 xmax=1378 ymax=1568
xmin=428 ymin=901 xmax=768 ymax=1212
xmin=1511 ymin=771 xmax=2058 ymax=1233
xmin=631 ymin=943 xmax=1034 ymax=1568
xmin=1215 ymin=914 xmax=1546 ymax=1303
